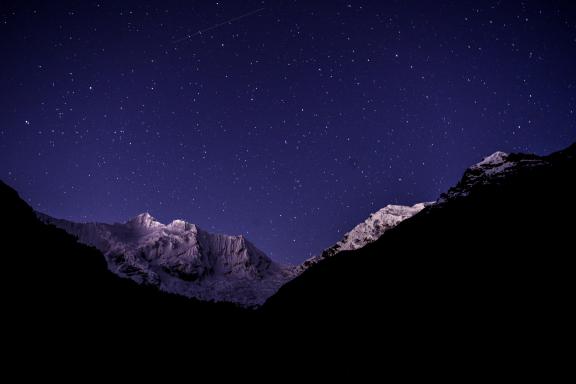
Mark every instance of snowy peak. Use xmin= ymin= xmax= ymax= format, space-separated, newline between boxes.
xmin=466 ymin=151 xmax=516 ymax=178
xmin=440 ymin=149 xmax=546 ymax=202
xmin=473 ymin=151 xmax=509 ymax=168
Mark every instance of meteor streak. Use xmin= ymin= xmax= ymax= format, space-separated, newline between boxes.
xmin=173 ymin=8 xmax=265 ymax=43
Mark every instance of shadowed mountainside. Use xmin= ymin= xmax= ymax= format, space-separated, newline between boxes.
xmin=263 ymin=144 xmax=575 ymax=348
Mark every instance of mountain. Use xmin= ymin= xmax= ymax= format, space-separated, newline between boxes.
xmin=299 ymin=203 xmax=431 ymax=271
xmin=0 ymin=180 xmax=251 ymax=342
xmin=262 ymin=143 xmax=575 ymax=350
xmin=38 ymin=213 xmax=296 ymax=306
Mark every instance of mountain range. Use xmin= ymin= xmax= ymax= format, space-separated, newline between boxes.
xmin=2 ymin=142 xmax=574 ymax=352
xmin=28 ymin=144 xmax=576 ymax=307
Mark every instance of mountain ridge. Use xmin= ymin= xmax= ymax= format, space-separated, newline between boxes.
xmin=299 ymin=202 xmax=431 ymax=271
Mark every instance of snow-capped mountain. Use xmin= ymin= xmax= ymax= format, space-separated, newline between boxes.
xmin=299 ymin=203 xmax=431 ymax=270
xmin=263 ymin=143 xmax=576 ymax=324
xmin=38 ymin=212 xmax=296 ymax=306
xmin=439 ymin=150 xmax=545 ymax=202
xmin=296 ymin=149 xmax=539 ymax=272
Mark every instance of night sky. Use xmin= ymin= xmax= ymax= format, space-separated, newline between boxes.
xmin=1 ymin=0 xmax=575 ymax=264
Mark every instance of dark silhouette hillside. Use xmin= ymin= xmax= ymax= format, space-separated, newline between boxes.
xmin=263 ymin=144 xmax=575 ymax=349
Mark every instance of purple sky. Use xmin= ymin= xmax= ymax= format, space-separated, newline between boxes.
xmin=1 ymin=0 xmax=575 ymax=263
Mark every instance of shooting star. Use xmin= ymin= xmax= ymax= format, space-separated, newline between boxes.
xmin=173 ymin=7 xmax=265 ymax=44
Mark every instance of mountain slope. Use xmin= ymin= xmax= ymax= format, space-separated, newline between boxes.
xmin=262 ymin=143 xmax=576 ymax=344
xmin=38 ymin=213 xmax=295 ymax=306
xmin=300 ymin=203 xmax=430 ymax=270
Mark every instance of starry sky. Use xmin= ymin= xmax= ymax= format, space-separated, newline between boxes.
xmin=1 ymin=0 xmax=575 ymax=264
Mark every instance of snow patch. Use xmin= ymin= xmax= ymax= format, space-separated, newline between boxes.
xmin=299 ymin=202 xmax=432 ymax=271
